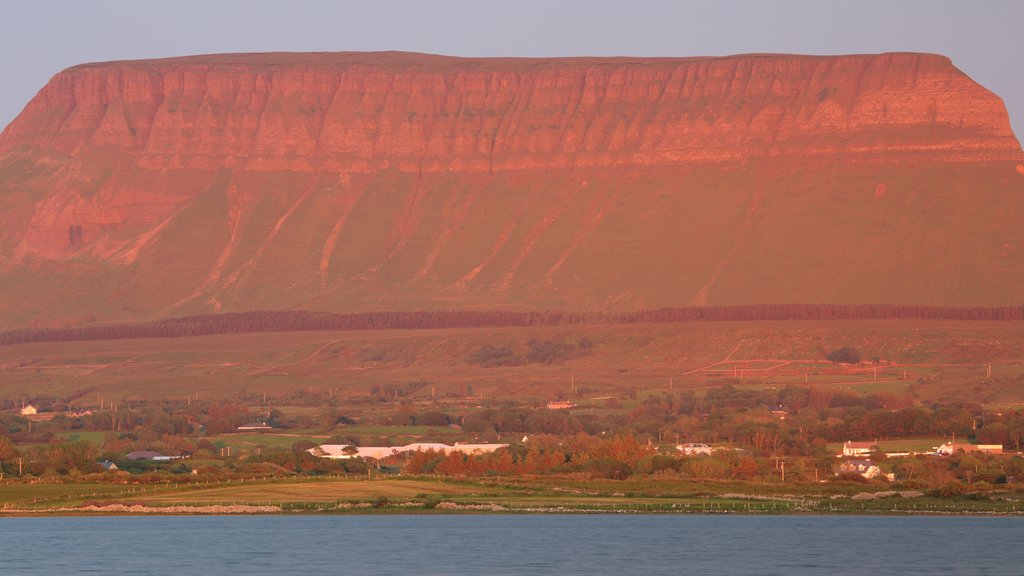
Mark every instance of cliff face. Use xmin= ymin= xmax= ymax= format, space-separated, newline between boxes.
xmin=3 ymin=52 xmax=1018 ymax=168
xmin=0 ymin=51 xmax=1022 ymax=326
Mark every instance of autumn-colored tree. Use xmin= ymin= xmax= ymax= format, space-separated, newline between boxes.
xmin=0 ymin=435 xmax=18 ymax=474
xmin=684 ymin=455 xmax=730 ymax=479
xmin=732 ymin=457 xmax=760 ymax=480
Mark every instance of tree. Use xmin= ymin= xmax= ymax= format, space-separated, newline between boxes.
xmin=0 ymin=435 xmax=18 ymax=475
xmin=827 ymin=346 xmax=861 ymax=364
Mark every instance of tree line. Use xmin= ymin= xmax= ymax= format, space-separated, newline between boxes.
xmin=1 ymin=304 xmax=1022 ymax=346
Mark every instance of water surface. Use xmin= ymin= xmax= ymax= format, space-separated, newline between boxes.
xmin=1 ymin=515 xmax=1019 ymax=575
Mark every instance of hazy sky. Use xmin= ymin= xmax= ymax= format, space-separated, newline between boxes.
xmin=2 ymin=0 xmax=1022 ymax=140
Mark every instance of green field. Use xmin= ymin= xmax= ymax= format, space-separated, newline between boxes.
xmin=826 ymin=438 xmax=949 ymax=454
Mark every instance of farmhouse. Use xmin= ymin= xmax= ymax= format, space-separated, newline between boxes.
xmin=19 ymin=404 xmax=37 ymax=415
xmin=841 ymin=441 xmax=876 ymax=458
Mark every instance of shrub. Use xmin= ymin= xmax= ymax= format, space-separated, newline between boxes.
xmin=468 ymin=345 xmax=521 ymax=367
xmin=827 ymin=346 xmax=861 ymax=364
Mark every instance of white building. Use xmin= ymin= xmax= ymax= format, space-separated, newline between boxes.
xmin=838 ymin=459 xmax=883 ymax=479
xmin=841 ymin=441 xmax=876 ymax=458
xmin=310 ymin=442 xmax=507 ymax=460
xmin=934 ymin=442 xmax=1003 ymax=456
xmin=676 ymin=443 xmax=715 ymax=456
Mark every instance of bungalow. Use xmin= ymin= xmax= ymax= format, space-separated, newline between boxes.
xmin=934 ymin=442 xmax=1003 ymax=456
xmin=99 ymin=460 xmax=119 ymax=471
xmin=841 ymin=441 xmax=876 ymax=458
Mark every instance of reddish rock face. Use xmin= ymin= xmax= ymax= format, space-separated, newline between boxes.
xmin=0 ymin=51 xmax=1021 ymax=326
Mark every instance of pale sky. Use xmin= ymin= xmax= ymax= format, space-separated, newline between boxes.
xmin=2 ymin=0 xmax=1022 ymax=141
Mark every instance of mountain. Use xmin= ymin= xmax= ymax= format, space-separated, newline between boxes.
xmin=0 ymin=51 xmax=1022 ymax=328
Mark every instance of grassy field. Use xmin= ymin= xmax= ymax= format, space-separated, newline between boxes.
xmin=132 ymin=478 xmax=501 ymax=505
xmin=204 ymin=433 xmax=330 ymax=452
xmin=0 ymin=320 xmax=1022 ymax=408
xmin=2 ymin=475 xmax=1022 ymax=515
xmin=56 ymin=431 xmax=109 ymax=444
xmin=826 ymin=438 xmax=949 ymax=453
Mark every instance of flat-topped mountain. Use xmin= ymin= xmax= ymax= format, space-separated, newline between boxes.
xmin=0 ymin=51 xmax=1021 ymax=327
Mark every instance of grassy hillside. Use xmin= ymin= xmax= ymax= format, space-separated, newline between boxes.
xmin=1 ymin=320 xmax=1021 ymax=407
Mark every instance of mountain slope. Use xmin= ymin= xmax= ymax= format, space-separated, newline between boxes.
xmin=0 ymin=51 xmax=1022 ymax=327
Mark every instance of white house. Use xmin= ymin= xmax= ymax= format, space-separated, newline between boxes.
xmin=19 ymin=404 xmax=37 ymax=415
xmin=841 ymin=441 xmax=876 ymax=458
xmin=837 ymin=459 xmax=883 ymax=479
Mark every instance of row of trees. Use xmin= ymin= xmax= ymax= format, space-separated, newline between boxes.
xmin=3 ymin=304 xmax=1021 ymax=345
xmin=396 ymin=433 xmax=1024 ymax=487
xmin=468 ymin=338 xmax=594 ymax=367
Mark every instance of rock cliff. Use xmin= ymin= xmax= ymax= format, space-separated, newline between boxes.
xmin=0 ymin=51 xmax=1021 ymax=326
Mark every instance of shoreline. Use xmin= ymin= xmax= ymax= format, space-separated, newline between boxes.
xmin=4 ymin=501 xmax=1023 ymax=518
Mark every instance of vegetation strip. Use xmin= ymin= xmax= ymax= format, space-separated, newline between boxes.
xmin=2 ymin=305 xmax=1023 ymax=346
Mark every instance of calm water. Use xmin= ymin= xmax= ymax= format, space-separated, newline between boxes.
xmin=0 ymin=514 xmax=1020 ymax=575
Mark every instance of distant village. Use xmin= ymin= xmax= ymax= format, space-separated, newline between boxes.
xmin=2 ymin=370 xmax=1022 ymax=490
